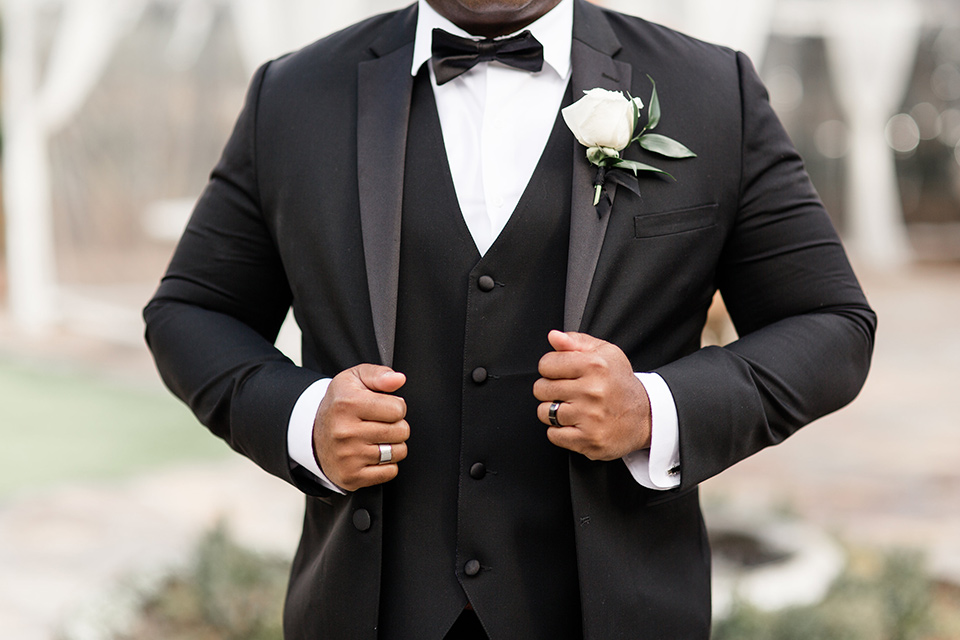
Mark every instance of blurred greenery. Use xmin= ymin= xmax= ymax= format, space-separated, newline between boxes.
xmin=118 ymin=525 xmax=960 ymax=640
xmin=713 ymin=549 xmax=960 ymax=640
xmin=123 ymin=522 xmax=289 ymax=640
xmin=0 ymin=358 xmax=229 ymax=498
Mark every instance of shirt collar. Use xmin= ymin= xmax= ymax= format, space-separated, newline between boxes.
xmin=411 ymin=0 xmax=573 ymax=79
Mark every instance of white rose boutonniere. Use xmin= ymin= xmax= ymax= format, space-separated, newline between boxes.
xmin=562 ymin=77 xmax=696 ymax=214
xmin=563 ymin=88 xmax=644 ymax=154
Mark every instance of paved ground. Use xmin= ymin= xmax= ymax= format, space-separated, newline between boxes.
xmin=703 ymin=262 xmax=960 ymax=584
xmin=0 ymin=460 xmax=303 ymax=640
xmin=0 ymin=262 xmax=958 ymax=639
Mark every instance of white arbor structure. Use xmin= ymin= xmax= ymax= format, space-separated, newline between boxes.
xmin=1 ymin=0 xmax=408 ymax=336
xmin=0 ymin=0 xmax=948 ymax=339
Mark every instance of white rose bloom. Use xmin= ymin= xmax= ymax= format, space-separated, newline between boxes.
xmin=562 ymin=88 xmax=643 ymax=152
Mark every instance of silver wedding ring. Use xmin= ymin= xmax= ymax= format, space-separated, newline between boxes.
xmin=378 ymin=443 xmax=393 ymax=465
xmin=548 ymin=401 xmax=563 ymax=427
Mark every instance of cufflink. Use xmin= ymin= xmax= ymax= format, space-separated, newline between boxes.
xmin=667 ymin=464 xmax=681 ymax=477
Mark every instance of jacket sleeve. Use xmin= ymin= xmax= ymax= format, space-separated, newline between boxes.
xmin=143 ymin=61 xmax=329 ymax=495
xmin=655 ymin=52 xmax=877 ymax=490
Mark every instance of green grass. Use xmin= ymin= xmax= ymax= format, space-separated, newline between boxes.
xmin=0 ymin=358 xmax=230 ymax=498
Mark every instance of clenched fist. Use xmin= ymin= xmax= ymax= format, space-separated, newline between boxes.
xmin=534 ymin=331 xmax=652 ymax=461
xmin=314 ymin=364 xmax=410 ymax=492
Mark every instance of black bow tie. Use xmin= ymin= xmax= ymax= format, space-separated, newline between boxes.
xmin=431 ymin=28 xmax=544 ymax=85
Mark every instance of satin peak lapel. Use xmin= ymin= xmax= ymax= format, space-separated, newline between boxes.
xmin=564 ymin=0 xmax=633 ymax=333
xmin=357 ymin=8 xmax=417 ymax=368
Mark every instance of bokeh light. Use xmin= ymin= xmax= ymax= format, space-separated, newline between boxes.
xmin=886 ymin=113 xmax=921 ymax=154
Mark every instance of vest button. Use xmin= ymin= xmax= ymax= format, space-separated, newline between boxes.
xmin=352 ymin=508 xmax=372 ymax=532
xmin=471 ymin=367 xmax=488 ymax=384
xmin=477 ymin=275 xmax=496 ymax=292
xmin=464 ymin=559 xmax=481 ymax=576
xmin=470 ymin=462 xmax=487 ymax=479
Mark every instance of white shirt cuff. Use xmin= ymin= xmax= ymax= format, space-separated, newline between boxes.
xmin=287 ymin=378 xmax=346 ymax=494
xmin=622 ymin=372 xmax=681 ymax=490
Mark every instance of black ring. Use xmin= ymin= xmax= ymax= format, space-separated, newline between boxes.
xmin=548 ymin=401 xmax=562 ymax=427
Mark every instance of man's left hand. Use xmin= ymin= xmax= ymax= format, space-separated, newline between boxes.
xmin=534 ymin=331 xmax=652 ymax=461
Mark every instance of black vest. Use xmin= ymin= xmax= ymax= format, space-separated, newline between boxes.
xmin=377 ymin=72 xmax=581 ymax=640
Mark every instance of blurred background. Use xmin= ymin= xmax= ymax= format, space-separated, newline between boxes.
xmin=0 ymin=0 xmax=958 ymax=638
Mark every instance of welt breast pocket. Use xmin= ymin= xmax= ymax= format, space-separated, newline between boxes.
xmin=634 ymin=203 xmax=718 ymax=239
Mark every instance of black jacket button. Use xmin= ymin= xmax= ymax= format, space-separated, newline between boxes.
xmin=478 ymin=275 xmax=496 ymax=292
xmin=470 ymin=463 xmax=487 ymax=479
xmin=464 ymin=559 xmax=481 ymax=576
xmin=352 ymin=509 xmax=372 ymax=532
xmin=471 ymin=367 xmax=488 ymax=384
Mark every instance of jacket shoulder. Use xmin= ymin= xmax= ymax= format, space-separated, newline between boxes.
xmin=261 ymin=7 xmax=415 ymax=88
xmin=598 ymin=7 xmax=740 ymax=72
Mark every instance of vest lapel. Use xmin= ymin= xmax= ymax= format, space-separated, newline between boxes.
xmin=357 ymin=7 xmax=417 ymax=368
xmin=564 ymin=0 xmax=633 ymax=332
xmin=359 ymin=2 xmax=632 ymax=349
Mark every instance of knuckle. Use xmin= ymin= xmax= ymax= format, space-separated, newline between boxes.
xmin=325 ymin=397 xmax=352 ymax=421
xmin=335 ymin=449 xmax=355 ymax=468
xmin=327 ymin=422 xmax=353 ymax=442
xmin=585 ymin=354 xmax=605 ymax=372
xmin=338 ymin=393 xmax=364 ymax=413
xmin=341 ymin=470 xmax=361 ymax=488
xmin=582 ymin=438 xmax=606 ymax=459
xmin=588 ymin=429 xmax=606 ymax=448
xmin=538 ymin=359 xmax=554 ymax=377
xmin=577 ymin=424 xmax=600 ymax=446
xmin=584 ymin=384 xmax=605 ymax=402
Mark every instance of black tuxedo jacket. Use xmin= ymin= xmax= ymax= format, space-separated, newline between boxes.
xmin=144 ymin=1 xmax=876 ymax=637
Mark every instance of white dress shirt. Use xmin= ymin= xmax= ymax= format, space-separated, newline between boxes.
xmin=288 ymin=0 xmax=681 ymax=492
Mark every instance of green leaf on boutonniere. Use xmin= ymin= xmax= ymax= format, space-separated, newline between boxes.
xmin=638 ymin=133 xmax=697 ymax=159
xmin=630 ymin=92 xmax=641 ymax=141
xmin=646 ymin=75 xmax=661 ymax=131
xmin=563 ymin=76 xmax=697 ymax=215
xmin=615 ymin=159 xmax=675 ymax=180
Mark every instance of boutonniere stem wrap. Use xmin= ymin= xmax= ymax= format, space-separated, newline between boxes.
xmin=562 ymin=76 xmax=696 ymax=216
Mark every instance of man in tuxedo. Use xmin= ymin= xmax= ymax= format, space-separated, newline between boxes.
xmin=144 ymin=0 xmax=876 ymax=638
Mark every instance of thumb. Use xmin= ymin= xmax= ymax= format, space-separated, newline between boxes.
xmin=355 ymin=364 xmax=406 ymax=393
xmin=547 ymin=330 xmax=602 ymax=353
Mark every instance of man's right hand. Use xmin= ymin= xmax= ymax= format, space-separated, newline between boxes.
xmin=313 ymin=364 xmax=409 ymax=492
